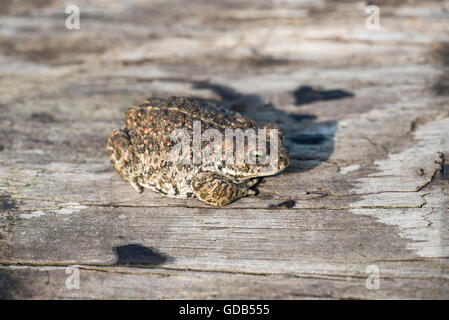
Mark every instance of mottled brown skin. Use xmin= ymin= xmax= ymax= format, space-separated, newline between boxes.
xmin=107 ymin=96 xmax=289 ymax=206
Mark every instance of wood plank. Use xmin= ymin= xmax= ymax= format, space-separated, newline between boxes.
xmin=0 ymin=0 xmax=448 ymax=299
xmin=1 ymin=265 xmax=448 ymax=300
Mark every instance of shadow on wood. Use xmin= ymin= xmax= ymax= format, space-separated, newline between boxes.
xmin=292 ymin=86 xmax=354 ymax=106
xmin=114 ymin=244 xmax=173 ymax=266
xmin=0 ymin=270 xmax=28 ymax=299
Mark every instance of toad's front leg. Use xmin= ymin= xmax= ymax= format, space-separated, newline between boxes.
xmin=191 ymin=172 xmax=256 ymax=206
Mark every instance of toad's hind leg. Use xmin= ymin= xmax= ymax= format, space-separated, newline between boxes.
xmin=107 ymin=128 xmax=143 ymax=193
xmin=191 ymin=172 xmax=255 ymax=206
xmin=107 ymin=129 xmax=131 ymax=165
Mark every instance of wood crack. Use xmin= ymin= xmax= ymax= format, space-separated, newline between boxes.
xmin=1 ymin=262 xmax=448 ymax=282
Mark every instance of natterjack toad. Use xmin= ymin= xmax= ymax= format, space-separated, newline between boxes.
xmin=107 ymin=96 xmax=289 ymax=206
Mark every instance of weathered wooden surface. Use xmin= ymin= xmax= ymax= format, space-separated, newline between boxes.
xmin=0 ymin=0 xmax=448 ymax=299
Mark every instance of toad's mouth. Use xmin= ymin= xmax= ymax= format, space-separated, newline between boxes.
xmin=222 ymin=153 xmax=290 ymax=181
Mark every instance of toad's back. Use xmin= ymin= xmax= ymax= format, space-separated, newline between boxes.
xmin=124 ymin=96 xmax=258 ymax=134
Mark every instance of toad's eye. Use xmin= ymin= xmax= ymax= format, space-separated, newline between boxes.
xmin=249 ymin=150 xmax=268 ymax=163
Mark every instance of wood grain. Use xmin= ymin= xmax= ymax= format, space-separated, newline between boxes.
xmin=0 ymin=0 xmax=448 ymax=299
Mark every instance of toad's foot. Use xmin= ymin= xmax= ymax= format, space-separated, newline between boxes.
xmin=191 ymin=172 xmax=256 ymax=206
xmin=130 ymin=176 xmax=143 ymax=193
xmin=246 ymin=177 xmax=260 ymax=188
